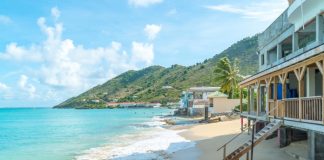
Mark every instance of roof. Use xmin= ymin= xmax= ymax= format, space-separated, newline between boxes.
xmin=188 ymin=87 xmax=220 ymax=92
xmin=240 ymin=43 xmax=324 ymax=86
xmin=208 ymin=91 xmax=228 ymax=98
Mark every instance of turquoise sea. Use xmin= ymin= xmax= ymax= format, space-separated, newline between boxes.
xmin=0 ymin=108 xmax=193 ymax=160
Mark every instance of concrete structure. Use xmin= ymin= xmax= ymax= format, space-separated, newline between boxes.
xmin=208 ymin=91 xmax=240 ymax=114
xmin=106 ymin=102 xmax=161 ymax=108
xmin=220 ymin=1 xmax=324 ymax=159
xmin=179 ymin=87 xmax=220 ymax=116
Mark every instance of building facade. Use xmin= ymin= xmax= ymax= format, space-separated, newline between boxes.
xmin=179 ymin=87 xmax=220 ymax=116
xmin=238 ymin=0 xmax=324 ymax=159
xmin=208 ymin=91 xmax=240 ymax=114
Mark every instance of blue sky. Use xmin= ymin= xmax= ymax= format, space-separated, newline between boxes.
xmin=0 ymin=0 xmax=288 ymax=107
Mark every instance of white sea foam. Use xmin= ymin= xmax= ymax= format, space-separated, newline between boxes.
xmin=75 ymin=116 xmax=195 ymax=160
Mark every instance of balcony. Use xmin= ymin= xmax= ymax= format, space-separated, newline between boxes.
xmin=288 ymin=0 xmax=324 ymax=31
xmin=258 ymin=10 xmax=292 ymax=50
xmin=268 ymin=97 xmax=323 ymax=124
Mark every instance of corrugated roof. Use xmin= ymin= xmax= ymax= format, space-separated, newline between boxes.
xmin=208 ymin=91 xmax=228 ymax=98
xmin=188 ymin=87 xmax=220 ymax=92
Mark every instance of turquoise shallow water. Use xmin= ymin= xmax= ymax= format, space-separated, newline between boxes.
xmin=0 ymin=108 xmax=173 ymax=160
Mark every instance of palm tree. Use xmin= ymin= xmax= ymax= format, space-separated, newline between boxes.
xmin=214 ymin=57 xmax=242 ymax=98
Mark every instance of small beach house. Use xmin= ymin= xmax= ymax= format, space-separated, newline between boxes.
xmin=219 ymin=1 xmax=324 ymax=159
xmin=186 ymin=87 xmax=220 ymax=116
xmin=208 ymin=91 xmax=240 ymax=114
xmin=179 ymin=87 xmax=220 ymax=116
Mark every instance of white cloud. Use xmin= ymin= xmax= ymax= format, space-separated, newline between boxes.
xmin=18 ymin=75 xmax=36 ymax=98
xmin=0 ymin=82 xmax=9 ymax=90
xmin=0 ymin=8 xmax=156 ymax=94
xmin=144 ymin=24 xmax=162 ymax=40
xmin=51 ymin=7 xmax=60 ymax=19
xmin=0 ymin=43 xmax=42 ymax=61
xmin=0 ymin=15 xmax=12 ymax=24
xmin=0 ymin=82 xmax=12 ymax=100
xmin=129 ymin=0 xmax=163 ymax=7
xmin=205 ymin=0 xmax=288 ymax=22
xmin=131 ymin=41 xmax=154 ymax=66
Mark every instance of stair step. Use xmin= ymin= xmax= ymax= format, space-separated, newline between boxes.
xmin=224 ymin=121 xmax=283 ymax=160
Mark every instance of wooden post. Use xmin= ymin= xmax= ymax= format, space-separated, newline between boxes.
xmin=251 ymin=122 xmax=255 ymax=160
xmin=295 ymin=66 xmax=306 ymax=121
xmin=280 ymin=73 xmax=287 ymax=117
xmin=240 ymin=88 xmax=243 ymax=113
xmin=315 ymin=60 xmax=324 ymax=124
xmin=317 ymin=60 xmax=324 ymax=124
xmin=323 ymin=90 xmax=324 ymax=124
xmin=256 ymin=82 xmax=260 ymax=117
xmin=223 ymin=144 xmax=226 ymax=160
xmin=274 ymin=77 xmax=278 ymax=117
xmin=265 ymin=77 xmax=272 ymax=115
xmin=298 ymin=79 xmax=302 ymax=120
xmin=248 ymin=86 xmax=251 ymax=114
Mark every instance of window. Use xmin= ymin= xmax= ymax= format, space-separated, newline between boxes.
xmin=281 ymin=36 xmax=292 ymax=58
xmin=261 ymin=54 xmax=265 ymax=65
xmin=297 ymin=19 xmax=316 ymax=49
xmin=267 ymin=47 xmax=277 ymax=65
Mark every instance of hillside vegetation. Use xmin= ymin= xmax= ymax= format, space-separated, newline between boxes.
xmin=54 ymin=35 xmax=259 ymax=108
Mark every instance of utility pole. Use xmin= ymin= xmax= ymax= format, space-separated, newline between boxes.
xmin=251 ymin=121 xmax=255 ymax=160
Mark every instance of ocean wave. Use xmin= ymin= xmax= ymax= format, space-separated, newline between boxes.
xmin=75 ymin=116 xmax=195 ymax=160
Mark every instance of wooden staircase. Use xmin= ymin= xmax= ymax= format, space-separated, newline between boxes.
xmin=224 ymin=120 xmax=283 ymax=160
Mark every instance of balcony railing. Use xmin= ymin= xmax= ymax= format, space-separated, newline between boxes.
xmin=301 ymin=96 xmax=322 ymax=121
xmin=285 ymin=98 xmax=299 ymax=119
xmin=246 ymin=96 xmax=324 ymax=124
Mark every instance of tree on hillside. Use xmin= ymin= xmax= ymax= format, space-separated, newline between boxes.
xmin=214 ymin=57 xmax=242 ymax=98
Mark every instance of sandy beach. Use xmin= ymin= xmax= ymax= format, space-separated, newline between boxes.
xmin=171 ymin=119 xmax=297 ymax=160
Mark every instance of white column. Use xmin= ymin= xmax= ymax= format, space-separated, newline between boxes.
xmin=316 ymin=15 xmax=324 ymax=43
xmin=307 ymin=67 xmax=316 ymax=97
xmin=250 ymin=87 xmax=255 ymax=112
xmin=293 ymin=32 xmax=299 ymax=52
xmin=277 ymin=44 xmax=282 ymax=60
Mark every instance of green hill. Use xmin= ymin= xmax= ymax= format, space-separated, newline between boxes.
xmin=54 ymin=35 xmax=259 ymax=108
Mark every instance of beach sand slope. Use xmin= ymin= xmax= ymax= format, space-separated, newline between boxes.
xmin=172 ymin=119 xmax=296 ymax=160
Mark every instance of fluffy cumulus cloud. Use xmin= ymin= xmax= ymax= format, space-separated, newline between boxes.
xmin=18 ymin=75 xmax=36 ymax=98
xmin=51 ymin=7 xmax=60 ymax=19
xmin=205 ymin=0 xmax=288 ymax=22
xmin=0 ymin=43 xmax=42 ymax=61
xmin=0 ymin=7 xmax=159 ymax=104
xmin=144 ymin=24 xmax=162 ymax=40
xmin=128 ymin=0 xmax=163 ymax=7
xmin=131 ymin=42 xmax=154 ymax=66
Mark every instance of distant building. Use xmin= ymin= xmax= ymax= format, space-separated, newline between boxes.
xmin=208 ymin=91 xmax=240 ymax=114
xmin=106 ymin=102 xmax=161 ymax=108
xmin=162 ymin=86 xmax=173 ymax=89
xmin=185 ymin=87 xmax=220 ymax=116
xmin=91 ymin=99 xmax=100 ymax=103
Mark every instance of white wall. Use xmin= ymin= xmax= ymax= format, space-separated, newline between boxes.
xmin=210 ymin=97 xmax=240 ymax=113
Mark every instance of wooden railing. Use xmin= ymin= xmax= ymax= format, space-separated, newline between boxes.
xmin=284 ymin=98 xmax=299 ymax=119
xmin=301 ymin=96 xmax=322 ymax=121
xmin=247 ymin=97 xmax=323 ymax=124
xmin=268 ymin=100 xmax=275 ymax=116
xmin=269 ymin=100 xmax=285 ymax=118
xmin=277 ymin=100 xmax=284 ymax=118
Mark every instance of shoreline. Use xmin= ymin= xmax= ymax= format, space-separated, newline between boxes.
xmin=75 ymin=115 xmax=196 ymax=160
